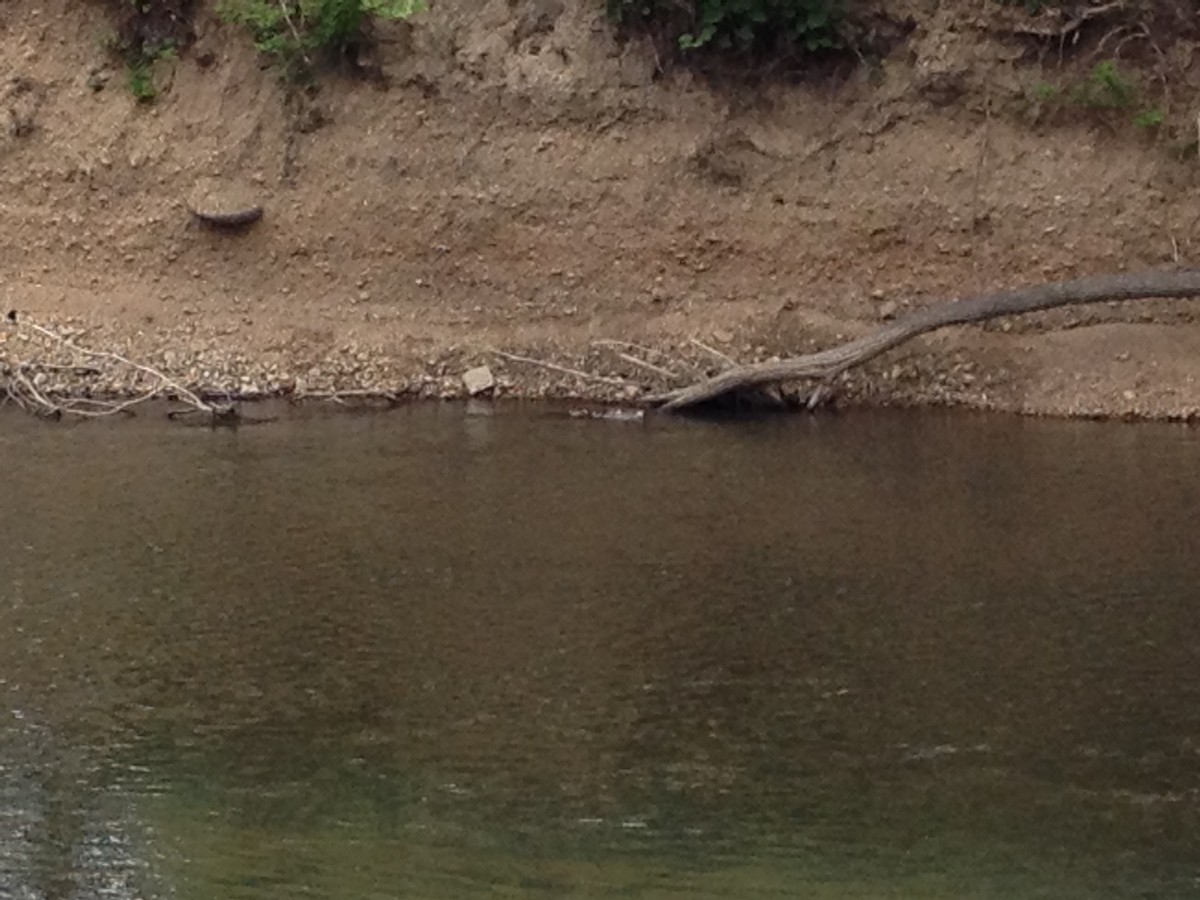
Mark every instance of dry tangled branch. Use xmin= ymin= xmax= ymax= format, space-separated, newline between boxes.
xmin=650 ymin=269 xmax=1200 ymax=411
xmin=992 ymin=0 xmax=1126 ymax=40
xmin=1 ymin=314 xmax=237 ymax=424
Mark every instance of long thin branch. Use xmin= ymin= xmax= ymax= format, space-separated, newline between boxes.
xmin=650 ymin=269 xmax=1200 ymax=410
xmin=2 ymin=317 xmax=234 ymax=421
xmin=492 ymin=349 xmax=634 ymax=388
xmin=689 ymin=337 xmax=738 ymax=366
xmin=17 ymin=320 xmax=214 ymax=411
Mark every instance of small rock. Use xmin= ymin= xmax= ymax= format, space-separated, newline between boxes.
xmin=712 ymin=329 xmax=734 ymax=344
xmin=878 ymin=300 xmax=898 ymax=320
xmin=462 ymin=365 xmax=495 ymax=396
xmin=186 ymin=177 xmax=263 ymax=228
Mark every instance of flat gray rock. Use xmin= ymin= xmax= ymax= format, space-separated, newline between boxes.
xmin=462 ymin=365 xmax=495 ymax=396
xmin=186 ymin=178 xmax=263 ymax=227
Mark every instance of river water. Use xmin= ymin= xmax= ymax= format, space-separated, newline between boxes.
xmin=0 ymin=404 xmax=1198 ymax=899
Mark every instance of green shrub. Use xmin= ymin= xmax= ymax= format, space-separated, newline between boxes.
xmin=1071 ymin=60 xmax=1137 ymax=109
xmin=1029 ymin=60 xmax=1165 ymax=132
xmin=93 ymin=0 xmax=191 ymax=103
xmin=217 ymin=0 xmax=425 ymax=77
xmin=608 ymin=0 xmax=843 ymax=57
xmin=1133 ymin=106 xmax=1164 ymax=129
xmin=126 ymin=55 xmax=160 ymax=102
xmin=117 ymin=40 xmax=178 ymax=103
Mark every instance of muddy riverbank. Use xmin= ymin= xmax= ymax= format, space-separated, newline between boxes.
xmin=5 ymin=0 xmax=1200 ymax=419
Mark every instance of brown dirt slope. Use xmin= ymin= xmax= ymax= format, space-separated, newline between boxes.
xmin=4 ymin=0 xmax=1200 ymax=417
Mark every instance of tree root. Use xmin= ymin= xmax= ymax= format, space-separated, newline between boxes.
xmin=649 ymin=270 xmax=1200 ymax=412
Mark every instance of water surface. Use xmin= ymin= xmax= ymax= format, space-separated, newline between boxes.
xmin=1 ymin=405 xmax=1198 ymax=898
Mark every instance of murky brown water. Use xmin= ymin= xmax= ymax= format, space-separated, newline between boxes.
xmin=1 ymin=404 xmax=1199 ymax=899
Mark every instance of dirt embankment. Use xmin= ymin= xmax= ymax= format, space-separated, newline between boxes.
xmin=5 ymin=0 xmax=1200 ymax=417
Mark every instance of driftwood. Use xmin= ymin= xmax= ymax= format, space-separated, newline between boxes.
xmin=2 ymin=315 xmax=237 ymax=424
xmin=650 ymin=270 xmax=1200 ymax=411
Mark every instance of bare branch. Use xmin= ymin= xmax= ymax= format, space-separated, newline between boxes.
xmin=492 ymin=349 xmax=636 ymax=388
xmin=1 ymin=316 xmax=235 ymax=423
xmin=651 ymin=270 xmax=1200 ymax=411
xmin=689 ymin=338 xmax=738 ymax=366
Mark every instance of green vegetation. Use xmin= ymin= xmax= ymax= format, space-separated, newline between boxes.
xmin=1071 ymin=59 xmax=1137 ymax=109
xmin=1030 ymin=60 xmax=1164 ymax=131
xmin=125 ymin=42 xmax=175 ymax=103
xmin=606 ymin=0 xmax=843 ymax=57
xmin=1133 ymin=106 xmax=1165 ymax=129
xmin=126 ymin=58 xmax=157 ymax=101
xmin=94 ymin=0 xmax=191 ymax=103
xmin=216 ymin=0 xmax=426 ymax=78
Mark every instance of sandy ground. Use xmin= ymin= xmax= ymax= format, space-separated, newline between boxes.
xmin=5 ymin=0 xmax=1200 ymax=418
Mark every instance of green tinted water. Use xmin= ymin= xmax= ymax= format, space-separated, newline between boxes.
xmin=1 ymin=406 xmax=1198 ymax=898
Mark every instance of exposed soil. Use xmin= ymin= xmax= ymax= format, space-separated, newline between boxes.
xmin=5 ymin=0 xmax=1200 ymax=418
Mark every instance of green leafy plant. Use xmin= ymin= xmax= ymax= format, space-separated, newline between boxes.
xmin=217 ymin=0 xmax=425 ymax=78
xmin=126 ymin=59 xmax=157 ymax=101
xmin=1134 ymin=106 xmax=1164 ymax=129
xmin=1071 ymin=60 xmax=1137 ymax=109
xmin=608 ymin=0 xmax=842 ymax=57
xmin=1032 ymin=81 xmax=1057 ymax=101
xmin=125 ymin=42 xmax=175 ymax=103
xmin=1029 ymin=60 xmax=1165 ymax=131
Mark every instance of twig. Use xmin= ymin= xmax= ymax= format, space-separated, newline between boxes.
xmin=10 ymin=368 xmax=161 ymax=418
xmin=491 ymin=349 xmax=635 ymax=388
xmin=276 ymin=0 xmax=313 ymax=69
xmin=2 ymin=316 xmax=233 ymax=422
xmin=689 ymin=338 xmax=738 ymax=366
xmin=591 ymin=338 xmax=673 ymax=359
xmin=590 ymin=341 xmax=680 ymax=380
xmin=614 ymin=352 xmax=678 ymax=380
xmin=592 ymin=338 xmax=705 ymax=379
xmin=1006 ymin=0 xmax=1125 ymax=39
xmin=17 ymin=319 xmax=213 ymax=412
xmin=1095 ymin=22 xmax=1143 ymax=58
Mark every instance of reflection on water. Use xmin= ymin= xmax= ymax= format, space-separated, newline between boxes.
xmin=1 ymin=405 xmax=1199 ymax=898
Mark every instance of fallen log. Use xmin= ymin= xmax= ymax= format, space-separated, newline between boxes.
xmin=649 ymin=269 xmax=1200 ymax=411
